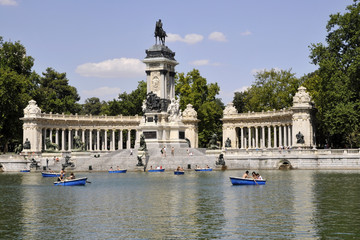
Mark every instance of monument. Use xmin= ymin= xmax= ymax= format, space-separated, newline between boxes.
xmin=138 ymin=20 xmax=191 ymax=148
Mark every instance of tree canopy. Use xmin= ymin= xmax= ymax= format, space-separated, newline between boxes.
xmin=175 ymin=69 xmax=223 ymax=147
xmin=303 ymin=0 xmax=360 ymax=148
xmin=233 ymin=68 xmax=302 ymax=113
xmin=0 ymin=38 xmax=33 ymax=152
xmin=101 ymin=80 xmax=147 ymax=116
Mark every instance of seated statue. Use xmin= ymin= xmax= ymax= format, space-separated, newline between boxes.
xmin=225 ymin=138 xmax=231 ymax=148
xmin=45 ymin=138 xmax=58 ymax=151
xmin=208 ymin=133 xmax=219 ymax=149
xmin=23 ymin=138 xmax=31 ymax=149
xmin=73 ymin=136 xmax=85 ymax=151
xmin=296 ymin=131 xmax=305 ymax=144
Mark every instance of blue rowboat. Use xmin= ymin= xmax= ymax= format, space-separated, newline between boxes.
xmin=148 ymin=169 xmax=165 ymax=172
xmin=174 ymin=171 xmax=185 ymax=175
xmin=42 ymin=172 xmax=61 ymax=177
xmin=195 ymin=168 xmax=212 ymax=172
xmin=109 ymin=169 xmax=127 ymax=173
xmin=229 ymin=177 xmax=266 ymax=185
xmin=20 ymin=170 xmax=30 ymax=172
xmin=54 ymin=177 xmax=87 ymax=186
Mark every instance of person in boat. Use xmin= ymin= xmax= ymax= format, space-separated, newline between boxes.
xmin=67 ymin=172 xmax=76 ymax=180
xmin=256 ymin=173 xmax=263 ymax=180
xmin=179 ymin=166 xmax=184 ymax=171
xmin=242 ymin=170 xmax=249 ymax=178
xmin=206 ymin=165 xmax=210 ymax=169
xmin=116 ymin=166 xmax=121 ymax=170
xmin=252 ymin=171 xmax=257 ymax=179
xmin=176 ymin=166 xmax=181 ymax=171
xmin=109 ymin=167 xmax=113 ymax=171
xmin=58 ymin=170 xmax=65 ymax=181
xmin=149 ymin=166 xmax=153 ymax=170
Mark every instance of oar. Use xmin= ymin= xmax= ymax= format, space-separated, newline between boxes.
xmin=253 ymin=177 xmax=258 ymax=185
xmin=86 ymin=181 xmax=91 ymax=184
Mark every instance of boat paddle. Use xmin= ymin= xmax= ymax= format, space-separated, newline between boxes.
xmin=253 ymin=177 xmax=258 ymax=185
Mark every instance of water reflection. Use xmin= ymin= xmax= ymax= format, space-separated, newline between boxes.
xmin=312 ymin=171 xmax=360 ymax=239
xmin=1 ymin=170 xmax=360 ymax=239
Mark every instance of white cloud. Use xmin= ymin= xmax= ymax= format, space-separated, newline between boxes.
xmin=82 ymin=87 xmax=121 ymax=100
xmin=241 ymin=30 xmax=252 ymax=36
xmin=0 ymin=0 xmax=17 ymax=6
xmin=76 ymin=58 xmax=145 ymax=78
xmin=234 ymin=86 xmax=250 ymax=93
xmin=209 ymin=32 xmax=227 ymax=42
xmin=190 ymin=59 xmax=221 ymax=66
xmin=167 ymin=33 xmax=203 ymax=44
xmin=251 ymin=67 xmax=281 ymax=75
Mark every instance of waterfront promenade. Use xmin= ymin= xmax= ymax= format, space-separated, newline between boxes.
xmin=1 ymin=148 xmax=360 ymax=172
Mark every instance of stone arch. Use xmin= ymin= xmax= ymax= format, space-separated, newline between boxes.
xmin=278 ymin=159 xmax=293 ymax=170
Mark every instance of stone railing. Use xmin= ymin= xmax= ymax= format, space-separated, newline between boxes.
xmin=223 ymin=148 xmax=360 ymax=156
xmin=39 ymin=113 xmax=142 ymax=122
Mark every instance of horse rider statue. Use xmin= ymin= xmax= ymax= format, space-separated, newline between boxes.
xmin=154 ymin=19 xmax=167 ymax=45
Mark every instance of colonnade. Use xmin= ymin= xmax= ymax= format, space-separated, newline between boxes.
xmin=236 ymin=124 xmax=292 ymax=149
xmin=42 ymin=128 xmax=137 ymax=151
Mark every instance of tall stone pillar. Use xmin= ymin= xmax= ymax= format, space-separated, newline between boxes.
xmin=241 ymin=127 xmax=244 ymax=149
xmin=127 ymin=130 xmax=131 ymax=149
xmin=248 ymin=127 xmax=252 ymax=149
xmin=104 ymin=130 xmax=108 ymax=151
xmin=89 ymin=130 xmax=93 ymax=151
xmin=97 ymin=129 xmax=100 ymax=151
xmin=292 ymin=86 xmax=315 ymax=148
xmin=61 ymin=129 xmax=65 ymax=151
xmin=279 ymin=125 xmax=283 ymax=147
xmin=68 ymin=129 xmax=72 ymax=151
xmin=268 ymin=126 xmax=271 ymax=148
xmin=274 ymin=126 xmax=278 ymax=148
xmin=118 ymin=130 xmax=123 ymax=150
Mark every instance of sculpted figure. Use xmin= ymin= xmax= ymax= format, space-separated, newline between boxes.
xmin=296 ymin=131 xmax=305 ymax=144
xmin=154 ymin=19 xmax=167 ymax=45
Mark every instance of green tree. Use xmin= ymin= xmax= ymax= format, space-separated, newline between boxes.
xmin=34 ymin=67 xmax=81 ymax=114
xmin=175 ymin=69 xmax=223 ymax=147
xmin=304 ymin=0 xmax=360 ymax=148
xmin=81 ymin=97 xmax=104 ymax=115
xmin=0 ymin=68 xmax=31 ymax=152
xmin=233 ymin=91 xmax=249 ymax=113
xmin=240 ymin=69 xmax=302 ymax=112
xmin=0 ymin=37 xmax=34 ymax=152
xmin=101 ymin=80 xmax=147 ymax=116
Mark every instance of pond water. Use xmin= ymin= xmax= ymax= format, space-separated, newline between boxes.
xmin=0 ymin=170 xmax=359 ymax=239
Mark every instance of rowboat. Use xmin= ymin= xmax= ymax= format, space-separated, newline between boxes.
xmin=195 ymin=168 xmax=212 ymax=172
xmin=148 ymin=169 xmax=165 ymax=172
xmin=229 ymin=177 xmax=266 ymax=185
xmin=20 ymin=169 xmax=30 ymax=172
xmin=108 ymin=169 xmax=127 ymax=173
xmin=54 ymin=177 xmax=88 ymax=186
xmin=174 ymin=171 xmax=185 ymax=175
xmin=42 ymin=172 xmax=61 ymax=177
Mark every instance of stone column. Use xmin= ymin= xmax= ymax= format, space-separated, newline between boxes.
xmin=261 ymin=126 xmax=265 ymax=148
xmin=284 ymin=125 xmax=288 ymax=147
xmin=89 ymin=130 xmax=93 ymax=151
xmin=68 ymin=128 xmax=72 ymax=151
xmin=127 ymin=130 xmax=131 ymax=149
xmin=118 ymin=130 xmax=123 ymax=150
xmin=279 ymin=125 xmax=283 ymax=147
xmin=61 ymin=129 xmax=65 ymax=151
xmin=248 ymin=127 xmax=252 ymax=149
xmin=82 ymin=129 xmax=85 ymax=148
xmin=268 ymin=126 xmax=271 ymax=148
xmin=274 ymin=126 xmax=278 ymax=148
xmin=43 ymin=128 xmax=46 ymax=151
xmin=288 ymin=125 xmax=292 ymax=146
xmin=240 ymin=127 xmax=244 ymax=149
xmin=111 ymin=129 xmax=115 ymax=151
xmin=55 ymin=129 xmax=59 ymax=146
xmin=49 ymin=129 xmax=53 ymax=143
xmin=97 ymin=129 xmax=100 ymax=151
xmin=104 ymin=130 xmax=108 ymax=151
xmin=255 ymin=126 xmax=259 ymax=149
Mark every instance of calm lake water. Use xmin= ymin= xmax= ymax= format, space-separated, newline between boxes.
xmin=0 ymin=170 xmax=359 ymax=239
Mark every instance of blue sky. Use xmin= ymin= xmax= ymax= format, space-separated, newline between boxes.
xmin=0 ymin=0 xmax=350 ymax=104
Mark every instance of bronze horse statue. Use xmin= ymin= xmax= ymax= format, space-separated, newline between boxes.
xmin=155 ymin=19 xmax=167 ymax=45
